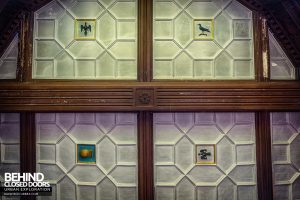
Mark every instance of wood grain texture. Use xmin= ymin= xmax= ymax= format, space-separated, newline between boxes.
xmin=18 ymin=11 xmax=33 ymax=82
xmin=255 ymin=111 xmax=273 ymax=200
xmin=138 ymin=0 xmax=152 ymax=82
xmin=20 ymin=112 xmax=36 ymax=200
xmin=138 ymin=112 xmax=154 ymax=200
xmin=0 ymin=82 xmax=300 ymax=111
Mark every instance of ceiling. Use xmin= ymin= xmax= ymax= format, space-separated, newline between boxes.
xmin=0 ymin=0 xmax=299 ymax=68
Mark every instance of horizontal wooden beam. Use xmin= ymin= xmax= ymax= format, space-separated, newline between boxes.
xmin=0 ymin=81 xmax=300 ymax=111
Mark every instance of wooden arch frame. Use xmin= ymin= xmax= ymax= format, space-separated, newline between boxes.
xmin=0 ymin=0 xmax=300 ymax=200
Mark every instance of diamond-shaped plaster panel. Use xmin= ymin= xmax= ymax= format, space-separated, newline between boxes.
xmin=33 ymin=0 xmax=137 ymax=79
xmin=214 ymin=12 xmax=232 ymax=48
xmin=57 ymin=136 xmax=75 ymax=172
xmin=98 ymin=13 xmax=116 ymax=47
xmin=174 ymin=13 xmax=193 ymax=48
xmin=57 ymin=13 xmax=74 ymax=47
xmin=186 ymin=1 xmax=220 ymax=18
xmin=69 ymin=125 xmax=104 ymax=143
xmin=154 ymin=2 xmax=181 ymax=19
xmin=56 ymin=113 xmax=75 ymax=133
xmin=188 ymin=166 xmax=224 ymax=185
xmin=186 ymin=41 xmax=221 ymax=59
xmin=97 ymin=137 xmax=116 ymax=173
xmin=175 ymin=138 xmax=194 ymax=172
xmin=69 ymin=165 xmax=105 ymax=184
xmin=69 ymin=41 xmax=104 ymax=59
xmin=217 ymin=137 xmax=235 ymax=173
xmin=36 ymin=113 xmax=137 ymax=199
xmin=176 ymin=178 xmax=195 ymax=200
xmin=110 ymin=2 xmax=136 ymax=19
xmin=70 ymin=2 xmax=103 ymax=19
xmin=188 ymin=125 xmax=223 ymax=144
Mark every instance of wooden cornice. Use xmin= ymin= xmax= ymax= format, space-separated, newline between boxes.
xmin=0 ymin=81 xmax=300 ymax=111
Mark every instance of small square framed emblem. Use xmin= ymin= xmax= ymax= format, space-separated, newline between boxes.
xmin=76 ymin=144 xmax=96 ymax=164
xmin=75 ymin=19 xmax=96 ymax=40
xmin=194 ymin=19 xmax=214 ymax=40
xmin=196 ymin=144 xmax=216 ymax=164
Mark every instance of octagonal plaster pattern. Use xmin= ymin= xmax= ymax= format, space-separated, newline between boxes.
xmin=271 ymin=112 xmax=300 ymax=200
xmin=0 ymin=113 xmax=20 ymax=200
xmin=33 ymin=0 xmax=137 ymax=79
xmin=36 ymin=113 xmax=137 ymax=200
xmin=154 ymin=112 xmax=257 ymax=200
xmin=0 ymin=113 xmax=20 ymax=179
xmin=153 ymin=0 xmax=254 ymax=80
xmin=0 ymin=35 xmax=18 ymax=79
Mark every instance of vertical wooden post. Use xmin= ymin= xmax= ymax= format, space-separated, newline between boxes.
xmin=254 ymin=13 xmax=270 ymax=82
xmin=20 ymin=112 xmax=36 ymax=200
xmin=18 ymin=11 xmax=33 ymax=82
xmin=138 ymin=111 xmax=154 ymax=200
xmin=138 ymin=0 xmax=153 ymax=82
xmin=255 ymin=111 xmax=273 ymax=200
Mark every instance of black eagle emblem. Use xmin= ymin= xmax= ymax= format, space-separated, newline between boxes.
xmin=81 ymin=22 xmax=92 ymax=36
xmin=198 ymin=24 xmax=210 ymax=36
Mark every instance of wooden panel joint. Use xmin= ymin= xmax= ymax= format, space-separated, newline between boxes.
xmin=135 ymin=88 xmax=155 ymax=107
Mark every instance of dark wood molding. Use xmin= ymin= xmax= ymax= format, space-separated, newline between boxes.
xmin=138 ymin=112 xmax=154 ymax=200
xmin=255 ymin=111 xmax=273 ymax=200
xmin=17 ymin=11 xmax=33 ymax=82
xmin=138 ymin=0 xmax=152 ymax=82
xmin=20 ymin=112 xmax=36 ymax=200
xmin=0 ymin=81 xmax=300 ymax=111
xmin=253 ymin=12 xmax=270 ymax=82
xmin=296 ymin=67 xmax=300 ymax=80
xmin=135 ymin=88 xmax=155 ymax=107
xmin=253 ymin=12 xmax=264 ymax=81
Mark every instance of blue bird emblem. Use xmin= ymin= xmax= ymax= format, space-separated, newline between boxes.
xmin=198 ymin=24 xmax=210 ymax=36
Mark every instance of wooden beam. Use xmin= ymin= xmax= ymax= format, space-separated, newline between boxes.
xmin=255 ymin=111 xmax=273 ymax=200
xmin=138 ymin=0 xmax=152 ymax=82
xmin=20 ymin=112 xmax=36 ymax=200
xmin=0 ymin=82 xmax=300 ymax=111
xmin=18 ymin=11 xmax=33 ymax=82
xmin=138 ymin=111 xmax=154 ymax=200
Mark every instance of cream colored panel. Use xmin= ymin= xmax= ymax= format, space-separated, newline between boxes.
xmin=271 ymin=112 xmax=300 ymax=200
xmin=0 ymin=113 xmax=20 ymax=200
xmin=33 ymin=0 xmax=137 ymax=79
xmin=36 ymin=113 xmax=138 ymax=200
xmin=153 ymin=0 xmax=254 ymax=80
xmin=269 ymin=31 xmax=295 ymax=80
xmin=154 ymin=112 xmax=257 ymax=200
xmin=0 ymin=35 xmax=18 ymax=79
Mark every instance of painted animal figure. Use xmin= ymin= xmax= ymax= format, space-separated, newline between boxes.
xmin=198 ymin=24 xmax=210 ymax=36
xmin=81 ymin=22 xmax=92 ymax=36
xmin=198 ymin=149 xmax=211 ymax=160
